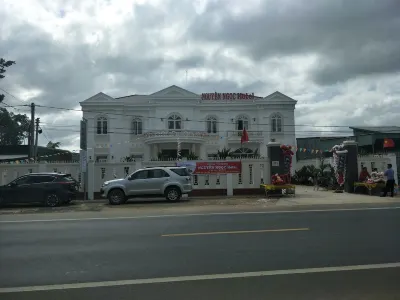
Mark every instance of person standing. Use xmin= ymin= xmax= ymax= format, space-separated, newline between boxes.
xmin=381 ymin=164 xmax=395 ymax=197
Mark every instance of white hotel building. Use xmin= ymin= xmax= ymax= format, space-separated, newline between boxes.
xmin=80 ymin=85 xmax=297 ymax=162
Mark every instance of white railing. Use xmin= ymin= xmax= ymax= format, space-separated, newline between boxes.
xmin=143 ymin=130 xmax=212 ymax=138
xmin=226 ymin=130 xmax=263 ymax=140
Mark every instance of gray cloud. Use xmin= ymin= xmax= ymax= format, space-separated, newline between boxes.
xmin=188 ymin=0 xmax=400 ymax=85
xmin=1 ymin=0 xmax=399 ymax=151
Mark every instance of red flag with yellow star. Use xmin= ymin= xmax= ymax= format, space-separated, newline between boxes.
xmin=383 ymin=138 xmax=395 ymax=148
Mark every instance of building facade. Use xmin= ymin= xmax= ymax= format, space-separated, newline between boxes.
xmin=80 ymin=85 xmax=297 ymax=162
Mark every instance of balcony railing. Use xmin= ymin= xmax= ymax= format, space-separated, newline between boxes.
xmin=227 ymin=130 xmax=263 ymax=139
xmin=142 ymin=130 xmax=213 ymax=138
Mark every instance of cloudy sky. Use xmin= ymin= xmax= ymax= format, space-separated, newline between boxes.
xmin=1 ymin=0 xmax=399 ymax=151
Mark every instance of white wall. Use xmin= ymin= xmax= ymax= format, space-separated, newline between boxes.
xmin=81 ymin=87 xmax=297 ymax=162
xmin=0 ymin=158 xmax=270 ymax=194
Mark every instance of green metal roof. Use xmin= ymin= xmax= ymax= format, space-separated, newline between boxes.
xmin=350 ymin=126 xmax=400 ymax=134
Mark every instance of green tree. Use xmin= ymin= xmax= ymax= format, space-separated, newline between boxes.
xmin=0 ymin=108 xmax=30 ymax=145
xmin=0 ymin=58 xmax=16 ymax=103
xmin=46 ymin=141 xmax=61 ymax=149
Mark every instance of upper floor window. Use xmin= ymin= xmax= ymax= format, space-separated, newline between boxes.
xmin=132 ymin=117 xmax=143 ymax=135
xmin=168 ymin=114 xmax=182 ymax=130
xmin=271 ymin=113 xmax=282 ymax=133
xmin=206 ymin=116 xmax=217 ymax=133
xmin=97 ymin=116 xmax=108 ymax=134
xmin=236 ymin=115 xmax=249 ymax=131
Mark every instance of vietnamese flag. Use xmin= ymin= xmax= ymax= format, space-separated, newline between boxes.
xmin=383 ymin=138 xmax=395 ymax=148
xmin=241 ymin=128 xmax=249 ymax=144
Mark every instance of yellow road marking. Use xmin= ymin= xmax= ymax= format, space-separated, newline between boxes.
xmin=161 ymin=227 xmax=310 ymax=237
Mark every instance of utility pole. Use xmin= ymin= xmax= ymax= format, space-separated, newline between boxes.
xmin=29 ymin=103 xmax=35 ymax=159
xmin=34 ymin=118 xmax=40 ymax=160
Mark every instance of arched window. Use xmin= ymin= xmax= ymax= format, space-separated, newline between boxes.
xmin=132 ymin=117 xmax=143 ymax=135
xmin=236 ymin=115 xmax=249 ymax=131
xmin=271 ymin=114 xmax=282 ymax=132
xmin=167 ymin=114 xmax=182 ymax=130
xmin=97 ymin=116 xmax=108 ymax=134
xmin=206 ymin=116 xmax=217 ymax=133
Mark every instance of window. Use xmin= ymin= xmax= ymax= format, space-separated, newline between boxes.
xmin=12 ymin=176 xmax=32 ymax=185
xmin=168 ymin=114 xmax=182 ymax=130
xmin=132 ymin=117 xmax=143 ymax=135
xmin=236 ymin=115 xmax=249 ymax=131
xmin=33 ymin=176 xmax=55 ymax=183
xmin=97 ymin=116 xmax=108 ymax=134
xmin=57 ymin=175 xmax=76 ymax=183
xmin=170 ymin=168 xmax=190 ymax=176
xmin=148 ymin=169 xmax=169 ymax=178
xmin=130 ymin=170 xmax=148 ymax=180
xmin=206 ymin=116 xmax=217 ymax=133
xmin=96 ymin=155 xmax=108 ymax=162
xmin=271 ymin=114 xmax=282 ymax=133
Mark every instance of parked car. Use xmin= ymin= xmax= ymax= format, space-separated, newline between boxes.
xmin=100 ymin=167 xmax=193 ymax=205
xmin=0 ymin=173 xmax=79 ymax=207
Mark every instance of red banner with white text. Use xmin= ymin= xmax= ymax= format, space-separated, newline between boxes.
xmin=193 ymin=161 xmax=242 ymax=174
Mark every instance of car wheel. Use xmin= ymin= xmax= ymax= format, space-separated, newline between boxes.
xmin=108 ymin=189 xmax=125 ymax=205
xmin=45 ymin=193 xmax=61 ymax=207
xmin=165 ymin=187 xmax=181 ymax=202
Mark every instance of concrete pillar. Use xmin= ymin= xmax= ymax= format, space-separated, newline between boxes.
xmin=226 ymin=173 xmax=233 ymax=196
xmin=143 ymin=144 xmax=151 ymax=161
xmin=343 ymin=140 xmax=358 ymax=193
xmin=135 ymin=161 xmax=142 ymax=172
xmin=1 ymin=171 xmax=7 ymax=185
xmin=267 ymin=142 xmax=284 ymax=183
xmin=38 ymin=162 xmax=46 ymax=173
xmin=87 ymin=161 xmax=95 ymax=200
xmin=154 ymin=144 xmax=159 ymax=158
xmin=191 ymin=144 xmax=196 ymax=153
xmin=200 ymin=144 xmax=207 ymax=160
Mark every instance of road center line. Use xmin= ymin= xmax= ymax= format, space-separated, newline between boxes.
xmin=1 ymin=262 xmax=400 ymax=293
xmin=161 ymin=228 xmax=309 ymax=237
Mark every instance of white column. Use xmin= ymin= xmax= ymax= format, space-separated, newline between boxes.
xmin=200 ymin=144 xmax=207 ymax=160
xmin=143 ymin=144 xmax=151 ymax=161
xmin=226 ymin=174 xmax=233 ymax=196
xmin=153 ymin=144 xmax=159 ymax=158
xmin=191 ymin=144 xmax=196 ymax=153
xmin=87 ymin=161 xmax=95 ymax=200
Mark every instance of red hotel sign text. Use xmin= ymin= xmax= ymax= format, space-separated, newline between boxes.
xmin=201 ymin=92 xmax=255 ymax=101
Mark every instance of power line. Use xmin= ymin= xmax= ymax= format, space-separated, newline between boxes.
xmin=38 ymin=127 xmax=355 ymax=135
xmin=0 ymin=87 xmax=28 ymax=104
xmin=33 ymin=103 xmax=370 ymax=129
xmin=3 ymin=97 xmax=398 ymax=133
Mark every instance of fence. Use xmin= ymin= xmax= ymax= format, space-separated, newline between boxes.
xmin=296 ymin=153 xmax=398 ymax=182
xmin=0 ymin=158 xmax=270 ymax=197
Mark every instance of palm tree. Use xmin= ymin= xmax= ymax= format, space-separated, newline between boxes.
xmin=46 ymin=141 xmax=61 ymax=149
xmin=217 ymin=147 xmax=232 ymax=159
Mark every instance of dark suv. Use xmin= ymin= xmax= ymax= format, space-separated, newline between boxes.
xmin=0 ymin=173 xmax=79 ymax=207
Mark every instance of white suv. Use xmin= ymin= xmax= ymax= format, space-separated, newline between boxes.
xmin=100 ymin=167 xmax=193 ymax=205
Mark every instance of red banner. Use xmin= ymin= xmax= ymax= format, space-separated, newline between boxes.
xmin=193 ymin=161 xmax=242 ymax=174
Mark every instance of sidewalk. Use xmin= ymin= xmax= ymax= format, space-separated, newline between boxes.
xmin=0 ymin=186 xmax=398 ymax=216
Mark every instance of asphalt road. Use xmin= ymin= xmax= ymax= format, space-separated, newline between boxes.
xmin=1 ymin=207 xmax=400 ymax=299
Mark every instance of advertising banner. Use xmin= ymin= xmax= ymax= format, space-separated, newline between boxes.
xmin=176 ymin=161 xmax=241 ymax=174
xmin=176 ymin=161 xmax=197 ymax=175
